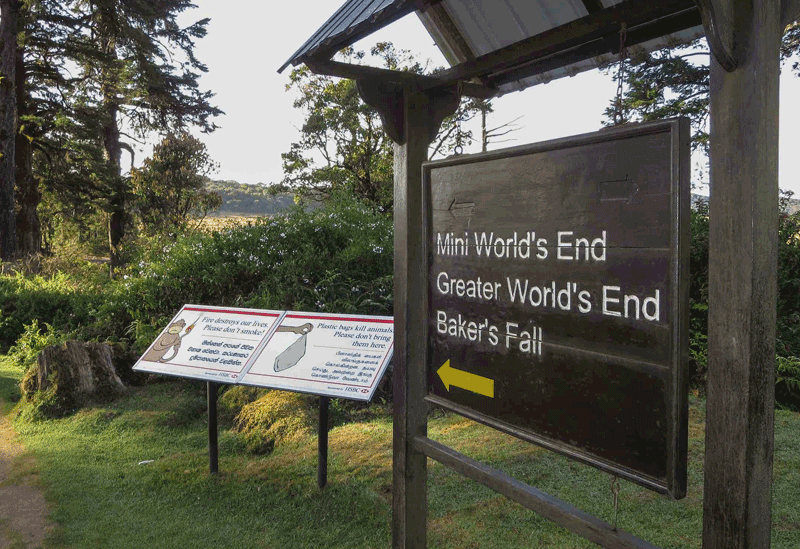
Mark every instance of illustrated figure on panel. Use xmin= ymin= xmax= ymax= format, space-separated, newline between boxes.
xmin=142 ymin=318 xmax=195 ymax=363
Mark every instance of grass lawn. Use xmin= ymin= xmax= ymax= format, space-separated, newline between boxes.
xmin=1 ymin=357 xmax=798 ymax=549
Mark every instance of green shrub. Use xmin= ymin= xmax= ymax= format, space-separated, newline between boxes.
xmin=776 ymin=355 xmax=800 ymax=411
xmin=234 ymin=390 xmax=316 ymax=454
xmin=0 ymin=272 xmax=102 ymax=352
xmin=8 ymin=321 xmax=66 ymax=370
xmin=98 ymin=198 xmax=393 ymax=333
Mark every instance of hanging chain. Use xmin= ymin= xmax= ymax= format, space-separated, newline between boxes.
xmin=454 ymin=114 xmax=464 ymax=155
xmin=610 ymin=475 xmax=621 ymax=530
xmin=613 ymin=23 xmax=628 ymax=126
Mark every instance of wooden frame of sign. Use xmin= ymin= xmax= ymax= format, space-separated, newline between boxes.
xmin=423 ymin=118 xmax=690 ymax=498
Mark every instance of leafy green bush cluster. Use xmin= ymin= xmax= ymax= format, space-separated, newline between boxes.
xmin=7 ymin=321 xmax=66 ymax=369
xmin=0 ymin=272 xmax=102 ymax=352
xmin=689 ymin=195 xmax=800 ymax=407
xmin=2 ymin=197 xmax=393 ymax=372
xmin=101 ymin=197 xmax=393 ymax=340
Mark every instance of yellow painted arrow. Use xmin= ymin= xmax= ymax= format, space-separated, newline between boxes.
xmin=437 ymin=359 xmax=494 ymax=398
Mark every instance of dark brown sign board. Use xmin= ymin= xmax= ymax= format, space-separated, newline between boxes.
xmin=424 ymin=119 xmax=690 ymax=498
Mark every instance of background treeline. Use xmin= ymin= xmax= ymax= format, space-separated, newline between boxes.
xmin=206 ymin=180 xmax=311 ymax=216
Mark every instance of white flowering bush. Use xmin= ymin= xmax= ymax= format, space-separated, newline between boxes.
xmin=95 ymin=197 xmax=393 ymax=352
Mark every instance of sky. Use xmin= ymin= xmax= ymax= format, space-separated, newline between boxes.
xmin=163 ymin=0 xmax=800 ymax=197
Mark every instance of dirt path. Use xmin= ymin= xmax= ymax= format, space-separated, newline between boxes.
xmin=0 ymin=401 xmax=55 ymax=548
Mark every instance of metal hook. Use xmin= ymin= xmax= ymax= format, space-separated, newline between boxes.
xmin=610 ymin=475 xmax=621 ymax=530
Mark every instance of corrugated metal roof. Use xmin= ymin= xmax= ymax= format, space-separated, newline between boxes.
xmin=430 ymin=0 xmax=705 ymax=93
xmin=280 ymin=0 xmax=705 ymax=93
xmin=278 ymin=0 xmax=416 ymax=73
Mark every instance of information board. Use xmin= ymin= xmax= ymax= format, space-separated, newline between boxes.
xmin=133 ymin=305 xmax=282 ymax=384
xmin=424 ymin=120 xmax=689 ymax=497
xmin=239 ymin=312 xmax=394 ymax=401
xmin=134 ymin=307 xmax=394 ymax=402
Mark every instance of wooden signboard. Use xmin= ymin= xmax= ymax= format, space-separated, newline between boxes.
xmin=424 ymin=119 xmax=690 ymax=497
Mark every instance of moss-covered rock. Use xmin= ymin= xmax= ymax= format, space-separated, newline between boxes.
xmin=234 ymin=390 xmax=315 ymax=454
xmin=218 ymin=385 xmax=269 ymax=421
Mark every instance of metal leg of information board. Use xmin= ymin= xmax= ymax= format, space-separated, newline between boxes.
xmin=318 ymin=396 xmax=330 ymax=489
xmin=208 ymin=381 xmax=219 ymax=475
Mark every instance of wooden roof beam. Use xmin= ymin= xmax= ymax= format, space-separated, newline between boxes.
xmin=581 ymin=0 xmax=604 ymax=15
xmin=302 ymin=57 xmax=499 ymax=99
xmin=417 ymin=2 xmax=477 ymax=66
xmin=427 ymin=0 xmax=698 ymax=88
xmin=487 ymin=4 xmax=702 ymax=87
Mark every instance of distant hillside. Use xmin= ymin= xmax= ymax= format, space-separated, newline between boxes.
xmin=205 ymin=180 xmax=297 ymax=216
xmin=692 ymin=192 xmax=800 ymax=214
xmin=205 ymin=181 xmax=800 ymax=218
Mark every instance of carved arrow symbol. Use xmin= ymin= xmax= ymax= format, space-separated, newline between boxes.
xmin=599 ymin=176 xmax=639 ymax=205
xmin=448 ymin=198 xmax=475 ymax=218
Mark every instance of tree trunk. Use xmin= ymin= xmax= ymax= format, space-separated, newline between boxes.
xmin=0 ymin=0 xmax=18 ymax=261
xmin=99 ymin=8 xmax=124 ymax=274
xmin=105 ymin=101 xmax=124 ymax=274
xmin=15 ymin=43 xmax=41 ymax=256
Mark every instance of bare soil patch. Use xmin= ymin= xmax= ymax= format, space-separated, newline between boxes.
xmin=0 ymin=402 xmax=55 ymax=548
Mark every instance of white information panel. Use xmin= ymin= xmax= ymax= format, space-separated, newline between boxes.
xmin=133 ymin=305 xmax=282 ymax=384
xmin=239 ymin=312 xmax=394 ymax=401
xmin=134 ymin=307 xmax=394 ymax=401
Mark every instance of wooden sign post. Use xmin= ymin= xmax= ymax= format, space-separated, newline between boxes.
xmin=702 ymin=2 xmax=785 ymax=546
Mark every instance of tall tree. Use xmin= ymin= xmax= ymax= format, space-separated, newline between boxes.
xmin=130 ymin=132 xmax=221 ymax=233
xmin=7 ymin=0 xmax=115 ymax=256
xmin=0 ymin=0 xmax=18 ymax=260
xmin=282 ymin=43 xmax=480 ymax=213
xmin=12 ymin=0 xmax=86 ymax=256
xmin=602 ymin=21 xmax=800 ymax=159
xmin=77 ymin=0 xmax=222 ymax=270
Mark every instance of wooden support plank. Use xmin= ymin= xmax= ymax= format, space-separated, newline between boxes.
xmin=392 ymin=86 xmax=432 ymax=549
xmin=488 ymin=7 xmax=701 ymax=87
xmin=581 ymin=0 xmax=604 ymax=15
xmin=414 ymin=436 xmax=659 ymax=549
xmin=393 ymin=85 xmax=459 ymax=549
xmin=416 ymin=2 xmax=477 ymax=66
xmin=703 ymin=2 xmax=781 ymax=548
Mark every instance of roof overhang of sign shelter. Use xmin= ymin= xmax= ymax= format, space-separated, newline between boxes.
xmin=279 ymin=0 xmax=709 ymax=98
